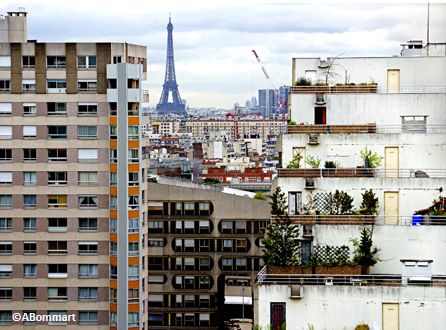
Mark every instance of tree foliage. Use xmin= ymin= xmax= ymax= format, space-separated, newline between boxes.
xmin=332 ymin=189 xmax=354 ymax=215
xmin=254 ymin=191 xmax=267 ymax=200
xmin=286 ymin=154 xmax=303 ymax=169
xmin=350 ymin=226 xmax=380 ymax=266
xmin=360 ymin=146 xmax=383 ymax=168
xmin=361 ymin=189 xmax=379 ymax=214
xmin=261 ymin=187 xmax=300 ymax=266
xmin=203 ymin=178 xmax=221 ymax=184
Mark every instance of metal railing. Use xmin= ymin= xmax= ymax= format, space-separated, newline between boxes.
xmin=257 ymin=273 xmax=446 ymax=286
xmin=271 ymin=215 xmax=446 ymax=226
xmin=286 ymin=124 xmax=446 ymax=134
xmin=278 ymin=168 xmax=446 ymax=178
xmin=291 ymin=84 xmax=446 ymax=94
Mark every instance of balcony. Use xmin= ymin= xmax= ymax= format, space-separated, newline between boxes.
xmin=277 ymin=168 xmax=446 ymax=178
xmin=286 ymin=124 xmax=446 ymax=134
xmin=290 ymin=84 xmax=446 ymax=94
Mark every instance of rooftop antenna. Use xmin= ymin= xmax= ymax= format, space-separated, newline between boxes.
xmin=426 ymin=4 xmax=430 ymax=56
xmin=169 ymin=12 xmax=171 ymax=23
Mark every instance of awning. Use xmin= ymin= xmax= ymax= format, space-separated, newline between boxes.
xmin=224 ymin=296 xmax=252 ymax=305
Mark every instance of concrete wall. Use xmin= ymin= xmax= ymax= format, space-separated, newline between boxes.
xmin=290 ymin=93 xmax=446 ymax=125
xmin=311 ymin=225 xmax=446 ymax=275
xmin=280 ymin=132 xmax=445 ymax=170
xmin=256 ymin=284 xmax=446 ymax=330
xmin=293 ymin=56 xmax=446 ymax=86
xmin=276 ymin=176 xmax=442 ymax=216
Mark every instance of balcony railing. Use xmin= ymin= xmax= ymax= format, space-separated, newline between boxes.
xmin=271 ymin=215 xmax=446 ymax=226
xmin=257 ymin=272 xmax=446 ymax=287
xmin=290 ymin=84 xmax=446 ymax=94
xmin=286 ymin=124 xmax=446 ymax=134
xmin=278 ymin=168 xmax=446 ymax=178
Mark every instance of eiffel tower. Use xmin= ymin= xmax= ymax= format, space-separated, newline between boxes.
xmin=156 ymin=16 xmax=187 ymax=116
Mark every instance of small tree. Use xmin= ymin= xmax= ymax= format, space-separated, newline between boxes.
xmin=361 ymin=189 xmax=379 ymax=214
xmin=306 ymin=155 xmax=321 ymax=169
xmin=302 ymin=191 xmax=317 ymax=214
xmin=319 ymin=53 xmax=343 ymax=85
xmin=261 ymin=187 xmax=300 ymax=266
xmin=203 ymin=178 xmax=221 ymax=184
xmin=254 ymin=191 xmax=267 ymax=200
xmin=360 ymin=146 xmax=383 ymax=168
xmin=350 ymin=226 xmax=380 ymax=268
xmin=332 ymin=189 xmax=354 ymax=215
xmin=286 ymin=154 xmax=303 ymax=169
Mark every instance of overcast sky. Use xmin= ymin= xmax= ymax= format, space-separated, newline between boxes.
xmin=2 ymin=2 xmax=444 ymax=109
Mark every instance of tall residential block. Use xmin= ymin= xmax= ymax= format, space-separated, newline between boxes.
xmin=0 ymin=8 xmax=148 ymax=329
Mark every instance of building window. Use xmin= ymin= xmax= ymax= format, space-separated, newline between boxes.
xmin=110 ymin=195 xmax=117 ymax=210
xmin=110 ymin=218 xmax=117 ymax=233
xmin=128 ymin=265 xmax=139 ymax=280
xmin=23 ymin=125 xmax=36 ymax=138
xmin=47 ymin=149 xmax=67 ymax=162
xmin=78 ymin=80 xmax=97 ymax=92
xmin=78 ymin=195 xmax=98 ymax=209
xmin=110 ymin=312 xmax=117 ymax=327
xmin=128 ymin=125 xmax=139 ymax=140
xmin=128 ymin=312 xmax=139 ymax=328
xmin=110 ymin=242 xmax=117 ymax=256
xmin=0 ymin=149 xmax=12 ymax=162
xmin=48 ymin=241 xmax=67 ymax=255
xmin=79 ymin=218 xmax=98 ymax=232
xmin=48 ymin=311 xmax=67 ymax=325
xmin=199 ymin=202 xmax=209 ymax=210
xmin=47 ymin=102 xmax=67 ymax=116
xmin=128 ymin=102 xmax=139 ymax=116
xmin=48 ymin=287 xmax=67 ymax=301
xmin=23 ymin=287 xmax=36 ymax=301
xmin=24 ymin=218 xmax=36 ymax=232
xmin=79 ymin=264 xmax=98 ymax=278
xmin=128 ymin=79 xmax=139 ymax=89
xmin=0 ymin=80 xmax=11 ymax=92
xmin=78 ymin=172 xmax=97 ymax=185
xmin=23 ymin=264 xmax=36 ymax=278
xmin=222 ymin=221 xmax=232 ymax=229
xmin=0 ymin=126 xmax=12 ymax=139
xmin=128 ymin=149 xmax=139 ymax=163
xmin=22 ymin=56 xmax=35 ymax=69
xmin=78 ymin=126 xmax=97 ymax=139
xmin=23 ymin=311 xmax=37 ymax=325
xmin=78 ymin=103 xmax=97 ymax=115
xmin=0 ymin=219 xmax=11 ymax=232
xmin=128 ymin=288 xmax=139 ymax=303
xmin=48 ymin=218 xmax=67 ymax=232
xmin=236 ymin=258 xmax=247 ymax=267
xmin=222 ymin=258 xmax=232 ymax=266
xmin=77 ymin=56 xmax=97 ymax=69
xmin=0 ymin=289 xmax=12 ymax=301
xmin=78 ymin=242 xmax=98 ymax=255
xmin=48 ymin=264 xmax=68 ymax=278
xmin=47 ymin=79 xmax=66 ymax=93
xmin=23 ymin=242 xmax=37 ymax=255
xmin=23 ymin=103 xmax=36 ymax=116
xmin=79 ymin=287 xmax=98 ymax=301
xmin=128 ymin=242 xmax=139 ymax=256
xmin=0 ymin=172 xmax=12 ymax=185
xmin=110 ymin=172 xmax=117 ymax=187
xmin=0 ymin=265 xmax=12 ymax=278
xmin=79 ymin=311 xmax=98 ymax=325
xmin=110 ymin=125 xmax=117 ymax=140
xmin=128 ymin=172 xmax=139 ymax=186
xmin=110 ymin=149 xmax=118 ymax=164
xmin=47 ymin=125 xmax=67 ymax=139
xmin=236 ymin=221 xmax=246 ymax=229
xmin=128 ymin=195 xmax=139 ymax=210
xmin=128 ymin=218 xmax=139 ymax=233
xmin=23 ymin=172 xmax=36 ymax=185
xmin=78 ymin=149 xmax=98 ymax=162
xmin=113 ymin=56 xmax=122 ymax=64
xmin=223 ymin=239 xmax=232 ymax=248
xmin=148 ymin=221 xmax=163 ymax=229
xmin=46 ymin=56 xmax=66 ymax=69
xmin=48 ymin=195 xmax=67 ymax=208
xmin=22 ymin=79 xmax=36 ymax=93
xmin=271 ymin=303 xmax=286 ymax=330
xmin=24 ymin=195 xmax=37 ymax=208
xmin=110 ymin=102 xmax=117 ymax=116
xmin=0 ymin=195 xmax=12 ymax=208
xmin=48 ymin=172 xmax=67 ymax=185
xmin=148 ymin=239 xmax=163 ymax=247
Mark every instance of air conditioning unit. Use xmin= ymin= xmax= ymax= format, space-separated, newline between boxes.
xmin=288 ymin=285 xmax=303 ymax=299
xmin=305 ymin=178 xmax=315 ymax=189
xmin=315 ymin=93 xmax=326 ymax=105
xmin=318 ymin=60 xmax=329 ymax=68
xmin=308 ymin=134 xmax=319 ymax=145
xmin=302 ymin=225 xmax=314 ymax=238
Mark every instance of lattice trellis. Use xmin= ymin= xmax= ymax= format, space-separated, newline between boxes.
xmin=315 ymin=192 xmax=330 ymax=213
xmin=313 ymin=245 xmax=350 ymax=264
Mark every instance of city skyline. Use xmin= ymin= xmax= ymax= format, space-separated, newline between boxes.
xmin=1 ymin=2 xmax=444 ymax=109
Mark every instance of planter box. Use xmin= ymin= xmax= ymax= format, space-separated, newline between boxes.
xmin=292 ymin=86 xmax=330 ymax=94
xmin=331 ymin=85 xmax=378 ymax=94
xmin=315 ymin=265 xmax=362 ymax=275
xmin=267 ymin=265 xmax=312 ymax=275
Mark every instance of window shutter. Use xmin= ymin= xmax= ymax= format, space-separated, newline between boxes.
xmin=148 ymin=275 xmax=163 ymax=283
xmin=200 ymin=314 xmax=210 ymax=321
xmin=23 ymin=126 xmax=36 ymax=137
xmin=78 ymin=149 xmax=98 ymax=161
xmin=176 ymin=221 xmax=182 ymax=229
xmin=176 ymin=276 xmax=182 ymax=284
xmin=175 ymin=239 xmax=182 ymax=247
xmin=0 ymin=265 xmax=12 ymax=272
xmin=184 ymin=239 xmax=194 ymax=247
xmin=184 ymin=258 xmax=194 ymax=266
xmin=0 ymin=172 xmax=12 ymax=183
xmin=0 ymin=103 xmax=12 ymax=114
xmin=199 ymin=221 xmax=209 ymax=227
xmin=22 ymin=79 xmax=35 ymax=85
xmin=176 ymin=295 xmax=182 ymax=303
xmin=0 ymin=126 xmax=12 ymax=138
xmin=184 ymin=221 xmax=194 ymax=229
xmin=176 ymin=258 xmax=182 ymax=265
xmin=148 ymin=294 xmax=163 ymax=302
xmin=0 ymin=56 xmax=11 ymax=67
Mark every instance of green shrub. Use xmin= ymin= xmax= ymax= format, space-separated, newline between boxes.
xmin=254 ymin=192 xmax=267 ymax=200
xmin=360 ymin=146 xmax=383 ymax=168
xmin=288 ymin=121 xmax=297 ymax=125
xmin=361 ymin=189 xmax=379 ymax=214
xmin=293 ymin=77 xmax=312 ymax=86
xmin=306 ymin=155 xmax=321 ymax=169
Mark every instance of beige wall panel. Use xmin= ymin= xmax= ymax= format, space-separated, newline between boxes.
xmin=77 ymin=70 xmax=97 ymax=79
xmin=21 ymin=70 xmax=35 ymax=79
xmin=0 ymin=70 xmax=11 ymax=78
xmin=45 ymin=43 xmax=66 ymax=55
xmin=66 ymin=43 xmax=77 ymax=94
xmin=0 ymin=43 xmax=11 ymax=55
xmin=21 ymin=42 xmax=35 ymax=56
xmin=77 ymin=43 xmax=97 ymax=55
xmin=111 ymin=42 xmax=125 ymax=57
xmin=46 ymin=70 xmax=66 ymax=79
xmin=0 ymin=93 xmax=106 ymax=103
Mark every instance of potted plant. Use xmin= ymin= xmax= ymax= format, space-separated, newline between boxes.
xmin=350 ymin=226 xmax=381 ymax=274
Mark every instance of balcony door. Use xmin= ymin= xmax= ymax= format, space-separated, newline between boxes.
xmin=384 ymin=192 xmax=399 ymax=225
xmin=387 ymin=69 xmax=400 ymax=93
xmin=382 ymin=303 xmax=399 ymax=330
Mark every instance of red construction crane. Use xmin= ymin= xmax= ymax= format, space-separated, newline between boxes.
xmin=252 ymin=50 xmax=290 ymax=134
xmin=225 ymin=106 xmax=262 ymax=139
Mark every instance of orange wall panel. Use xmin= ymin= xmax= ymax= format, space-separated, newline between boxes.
xmin=128 ymin=187 xmax=139 ymax=195
xmin=110 ymin=257 xmax=117 ymax=265
xmin=110 ymin=187 xmax=117 ymax=195
xmin=128 ymin=140 xmax=139 ymax=149
xmin=110 ymin=164 xmax=117 ymax=172
xmin=128 ymin=210 xmax=139 ymax=218
xmin=128 ymin=280 xmax=139 ymax=289
xmin=110 ymin=304 xmax=117 ymax=312
xmin=128 ymin=257 xmax=139 ymax=265
xmin=110 ymin=210 xmax=117 ymax=218
xmin=128 ymin=164 xmax=139 ymax=172
xmin=128 ymin=117 xmax=139 ymax=125
xmin=110 ymin=117 xmax=117 ymax=125
xmin=128 ymin=304 xmax=139 ymax=312
xmin=110 ymin=234 xmax=117 ymax=242
xmin=128 ymin=234 xmax=139 ymax=242
xmin=110 ymin=280 xmax=117 ymax=289
xmin=110 ymin=141 xmax=117 ymax=148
